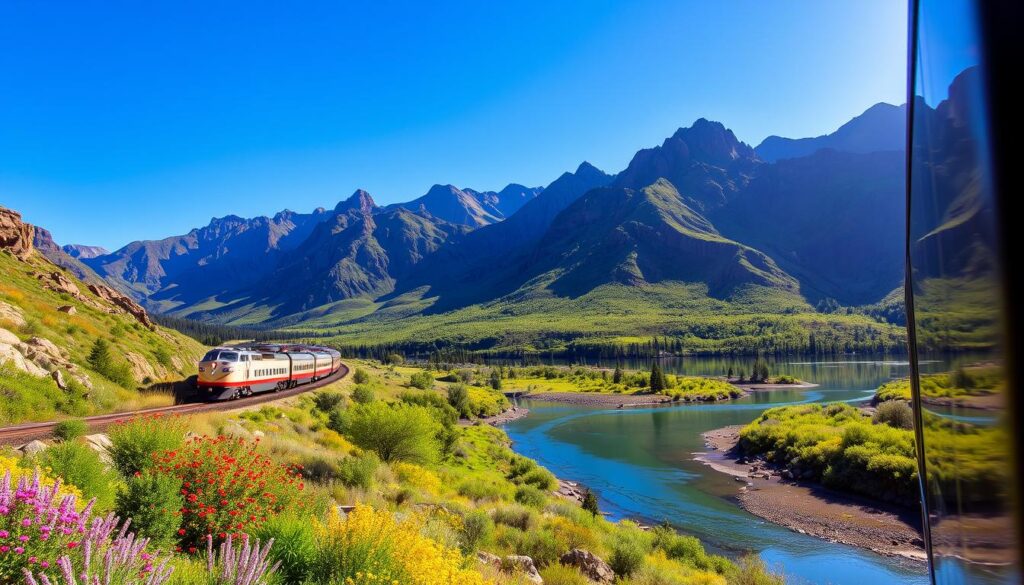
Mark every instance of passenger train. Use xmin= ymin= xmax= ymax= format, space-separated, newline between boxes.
xmin=196 ymin=344 xmax=343 ymax=400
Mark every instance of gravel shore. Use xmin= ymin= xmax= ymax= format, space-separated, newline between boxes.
xmin=696 ymin=425 xmax=927 ymax=562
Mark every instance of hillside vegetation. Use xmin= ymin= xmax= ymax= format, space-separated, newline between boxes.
xmin=0 ymin=247 xmax=205 ymax=425
xmin=1 ymin=359 xmax=783 ymax=585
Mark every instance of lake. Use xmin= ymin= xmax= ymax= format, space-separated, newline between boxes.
xmin=502 ymin=354 xmax=1008 ymax=584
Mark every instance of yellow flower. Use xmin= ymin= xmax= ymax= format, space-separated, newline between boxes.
xmin=317 ymin=505 xmax=489 ymax=585
xmin=0 ymin=455 xmax=82 ymax=501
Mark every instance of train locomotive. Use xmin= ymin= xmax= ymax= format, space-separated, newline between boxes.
xmin=196 ymin=344 xmax=342 ymax=400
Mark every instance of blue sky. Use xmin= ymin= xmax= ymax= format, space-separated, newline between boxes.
xmin=1 ymin=1 xmax=908 ymax=251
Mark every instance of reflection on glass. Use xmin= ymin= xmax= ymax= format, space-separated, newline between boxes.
xmin=907 ymin=0 xmax=1018 ymax=582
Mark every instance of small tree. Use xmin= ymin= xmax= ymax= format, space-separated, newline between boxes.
xmin=410 ymin=371 xmax=434 ymax=390
xmin=342 ymin=402 xmax=441 ymax=463
xmin=727 ymin=366 xmax=734 ymax=379
xmin=489 ymin=369 xmax=503 ymax=390
xmin=352 ymin=367 xmax=371 ymax=384
xmin=612 ymin=366 xmax=623 ymax=384
xmin=447 ymin=384 xmax=470 ymax=418
xmin=582 ymin=489 xmax=600 ymax=517
xmin=649 ymin=362 xmax=667 ymax=392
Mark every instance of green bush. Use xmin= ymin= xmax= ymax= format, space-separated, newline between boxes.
xmin=87 ymin=338 xmax=135 ymax=388
xmin=873 ymin=400 xmax=914 ymax=430
xmin=251 ymin=512 xmax=319 ymax=584
xmin=409 ymin=371 xmax=434 ymax=390
xmin=400 ymin=391 xmax=459 ymax=426
xmin=340 ymin=402 xmax=440 ymax=464
xmin=506 ymin=528 xmax=560 ymax=568
xmin=608 ymin=524 xmax=651 ymax=578
xmin=514 ymin=484 xmax=547 ymax=508
xmin=108 ymin=415 xmax=188 ymax=477
xmin=447 ymin=383 xmax=470 ymax=417
xmin=352 ymin=367 xmax=371 ymax=384
xmin=337 ymin=452 xmax=380 ymax=490
xmin=351 ymin=384 xmax=375 ymax=404
xmin=730 ymin=554 xmax=785 ymax=585
xmin=52 ymin=419 xmax=88 ymax=441
xmin=493 ymin=504 xmax=536 ymax=531
xmin=115 ymin=472 xmax=184 ymax=546
xmin=39 ymin=441 xmax=118 ymax=510
xmin=459 ymin=510 xmax=494 ymax=554
xmin=313 ymin=391 xmax=346 ymax=412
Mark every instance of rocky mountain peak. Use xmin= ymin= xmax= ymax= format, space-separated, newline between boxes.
xmin=335 ymin=189 xmax=378 ymax=214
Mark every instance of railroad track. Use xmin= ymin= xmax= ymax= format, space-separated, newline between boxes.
xmin=0 ymin=363 xmax=349 ymax=445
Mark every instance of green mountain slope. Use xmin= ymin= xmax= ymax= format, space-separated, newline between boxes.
xmin=1 ymin=207 xmax=206 ymax=424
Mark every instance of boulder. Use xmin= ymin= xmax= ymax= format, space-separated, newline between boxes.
xmin=502 ymin=555 xmax=543 ymax=584
xmin=19 ymin=440 xmax=49 ymax=456
xmin=0 ymin=342 xmax=48 ymax=377
xmin=476 ymin=551 xmax=502 ymax=570
xmin=0 ymin=301 xmax=26 ymax=329
xmin=51 ymin=369 xmax=67 ymax=390
xmin=124 ymin=351 xmax=155 ymax=384
xmin=57 ymin=305 xmax=77 ymax=315
xmin=38 ymin=271 xmax=82 ymax=298
xmin=0 ymin=206 xmax=34 ymax=260
xmin=0 ymin=327 xmax=20 ymax=345
xmin=87 ymin=283 xmax=154 ymax=329
xmin=21 ymin=336 xmax=67 ymax=370
xmin=560 ymin=549 xmax=615 ymax=583
xmin=83 ymin=434 xmax=112 ymax=464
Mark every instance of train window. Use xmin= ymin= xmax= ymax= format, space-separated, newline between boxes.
xmin=219 ymin=352 xmax=239 ymax=362
xmin=202 ymin=350 xmax=220 ymax=361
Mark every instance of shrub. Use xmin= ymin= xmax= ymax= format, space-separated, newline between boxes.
xmin=251 ymin=512 xmax=318 ymax=584
xmin=459 ymin=510 xmax=494 ymax=554
xmin=409 ymin=371 xmax=435 ymax=390
xmin=310 ymin=505 xmax=485 ymax=585
xmin=299 ymin=453 xmax=341 ymax=482
xmin=383 ymin=353 xmax=405 ymax=365
xmin=581 ymin=489 xmax=600 ymax=517
xmin=87 ymin=338 xmax=135 ymax=388
xmin=492 ymin=504 xmax=535 ymax=531
xmin=337 ymin=452 xmax=380 ymax=490
xmin=506 ymin=528 xmax=561 ymax=568
xmin=873 ymin=400 xmax=915 ymax=430
xmin=351 ymin=384 xmax=375 ymax=404
xmin=150 ymin=434 xmax=304 ymax=550
xmin=341 ymin=402 xmax=441 ymax=464
xmin=107 ymin=414 xmax=188 ymax=477
xmin=153 ymin=346 xmax=173 ymax=369
xmin=38 ymin=441 xmax=117 ymax=511
xmin=514 ymin=484 xmax=547 ymax=508
xmin=312 ymin=391 xmax=346 ymax=412
xmin=540 ymin=564 xmax=590 ymax=585
xmin=352 ymin=367 xmax=371 ymax=384
xmin=115 ymin=471 xmax=184 ymax=546
xmin=52 ymin=419 xmax=88 ymax=441
xmin=730 ymin=554 xmax=784 ymax=585
xmin=400 ymin=391 xmax=460 ymax=426
xmin=609 ymin=525 xmax=651 ymax=578
xmin=447 ymin=384 xmax=470 ymax=418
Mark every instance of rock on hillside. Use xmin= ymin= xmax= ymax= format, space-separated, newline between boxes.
xmin=1 ymin=207 xmax=35 ymax=260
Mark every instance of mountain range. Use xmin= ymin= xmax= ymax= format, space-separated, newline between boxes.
xmin=33 ymin=84 xmax=984 ymax=352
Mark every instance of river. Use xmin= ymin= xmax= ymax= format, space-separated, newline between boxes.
xmin=501 ymin=355 xmax=1006 ymax=584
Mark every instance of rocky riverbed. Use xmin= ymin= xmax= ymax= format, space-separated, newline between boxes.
xmin=696 ymin=425 xmax=927 ymax=562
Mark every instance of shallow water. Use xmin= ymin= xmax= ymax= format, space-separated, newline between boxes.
xmin=502 ymin=354 xmax=1006 ymax=584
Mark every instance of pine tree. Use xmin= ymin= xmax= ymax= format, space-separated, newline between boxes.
xmin=582 ymin=489 xmax=600 ymax=517
xmin=727 ymin=366 xmax=734 ymax=379
xmin=612 ymin=365 xmax=623 ymax=384
xmin=489 ymin=369 xmax=503 ymax=390
xmin=650 ymin=362 xmax=666 ymax=392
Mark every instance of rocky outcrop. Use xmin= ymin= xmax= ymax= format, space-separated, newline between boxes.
xmin=38 ymin=270 xmax=82 ymax=298
xmin=560 ymin=549 xmax=615 ymax=583
xmin=0 ymin=206 xmax=34 ymax=260
xmin=87 ymin=283 xmax=154 ymax=330
xmin=124 ymin=351 xmax=157 ymax=383
xmin=0 ymin=301 xmax=27 ymax=329
xmin=0 ymin=327 xmax=93 ymax=390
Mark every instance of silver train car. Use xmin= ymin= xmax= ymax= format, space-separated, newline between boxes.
xmin=196 ymin=344 xmax=342 ymax=400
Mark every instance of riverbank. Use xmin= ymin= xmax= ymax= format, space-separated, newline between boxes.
xmin=696 ymin=425 xmax=926 ymax=562
xmin=462 ymin=404 xmax=530 ymax=426
xmin=523 ymin=391 xmax=677 ymax=406
xmin=731 ymin=381 xmax=818 ymax=391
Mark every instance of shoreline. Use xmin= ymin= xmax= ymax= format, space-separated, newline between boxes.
xmin=696 ymin=425 xmax=927 ymax=562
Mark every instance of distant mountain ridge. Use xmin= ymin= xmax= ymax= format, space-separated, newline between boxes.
xmin=755 ymin=102 xmax=906 ymax=162
xmin=63 ymin=100 xmax=912 ymax=337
